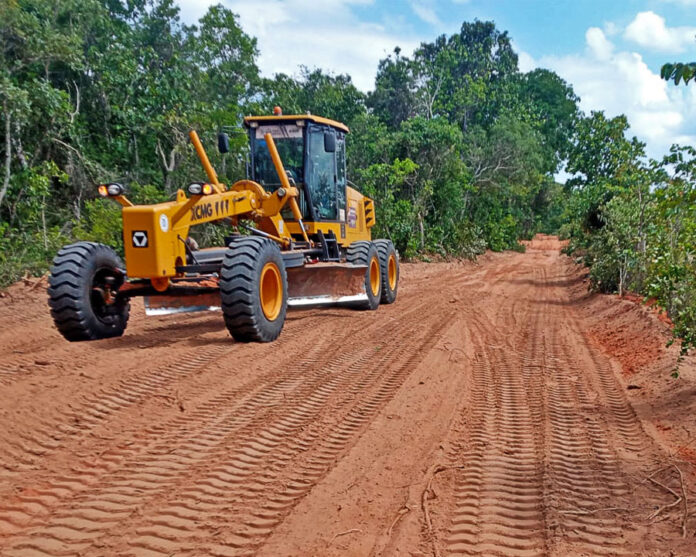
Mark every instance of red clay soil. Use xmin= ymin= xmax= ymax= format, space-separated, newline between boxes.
xmin=0 ymin=234 xmax=694 ymax=556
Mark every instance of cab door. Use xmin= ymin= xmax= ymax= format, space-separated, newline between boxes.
xmin=306 ymin=125 xmax=339 ymax=221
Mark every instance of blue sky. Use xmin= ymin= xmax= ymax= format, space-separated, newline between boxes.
xmin=176 ymin=0 xmax=696 ymax=161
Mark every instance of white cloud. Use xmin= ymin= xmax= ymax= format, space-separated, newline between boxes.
xmin=410 ymin=2 xmax=443 ymax=26
xmin=586 ymin=27 xmax=613 ymax=60
xmin=516 ymin=48 xmax=536 ymax=73
xmin=624 ymin=11 xmax=696 ymax=53
xmin=529 ymin=27 xmax=696 ymax=160
xmin=177 ymin=0 xmax=419 ymax=92
xmin=603 ymin=21 xmax=620 ymax=37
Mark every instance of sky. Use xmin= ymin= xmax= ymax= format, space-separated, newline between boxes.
xmin=175 ymin=0 xmax=696 ymax=161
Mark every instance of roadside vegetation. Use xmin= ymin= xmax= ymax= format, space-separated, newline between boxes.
xmin=562 ymin=113 xmax=696 ymax=353
xmin=0 ymin=0 xmax=694 ymax=351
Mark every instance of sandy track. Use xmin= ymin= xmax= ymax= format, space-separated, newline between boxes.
xmin=0 ymin=236 xmax=693 ymax=556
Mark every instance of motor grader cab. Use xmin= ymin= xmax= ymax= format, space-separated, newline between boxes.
xmin=243 ymin=112 xmax=375 ymax=252
xmin=47 ymin=110 xmax=400 ymax=343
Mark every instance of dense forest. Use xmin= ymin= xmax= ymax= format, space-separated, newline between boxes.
xmin=0 ymin=0 xmax=694 ymax=352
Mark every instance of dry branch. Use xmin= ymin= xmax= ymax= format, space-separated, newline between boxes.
xmin=421 ymin=464 xmax=465 ymax=557
xmin=328 ymin=528 xmax=361 ymax=546
xmin=386 ymin=505 xmax=411 ymax=537
xmin=646 ymin=465 xmax=690 ymax=537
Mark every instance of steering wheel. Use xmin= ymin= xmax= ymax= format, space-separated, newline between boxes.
xmin=285 ymin=168 xmax=300 ymax=184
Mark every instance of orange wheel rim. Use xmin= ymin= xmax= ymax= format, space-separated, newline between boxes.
xmin=260 ymin=262 xmax=282 ymax=321
xmin=387 ymin=254 xmax=397 ymax=290
xmin=369 ymin=256 xmax=380 ymax=296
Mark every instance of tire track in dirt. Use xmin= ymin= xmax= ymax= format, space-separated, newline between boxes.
xmin=0 ymin=276 xmax=469 ymax=556
xmin=0 ymin=345 xmax=230 ymax=471
xmin=0 ymin=311 xmax=355 ymax=520
xmin=1 ymin=328 xmax=446 ymax=549
xmin=443 ymin=273 xmax=548 ymax=557
xmin=0 ymin=310 xmax=351 ymax=479
xmin=540 ymin=262 xmax=663 ymax=556
xmin=0 ymin=311 xmax=221 ymax=387
xmin=0 ymin=336 xmax=349 ymax=551
xmin=435 ymin=250 xmax=674 ymax=557
xmin=538 ymin=265 xmax=632 ymax=556
xmin=117 ymin=308 xmax=457 ymax=557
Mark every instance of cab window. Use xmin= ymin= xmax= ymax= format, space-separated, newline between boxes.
xmin=307 ymin=127 xmax=337 ymax=220
xmin=252 ymin=124 xmax=304 ymax=190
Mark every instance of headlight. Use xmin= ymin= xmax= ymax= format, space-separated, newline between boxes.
xmin=188 ymin=182 xmax=214 ymax=195
xmin=98 ymin=183 xmax=124 ymax=197
xmin=107 ymin=183 xmax=123 ymax=196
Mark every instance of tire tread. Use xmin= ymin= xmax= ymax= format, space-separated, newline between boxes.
xmin=220 ymin=237 xmax=287 ymax=342
xmin=47 ymin=241 xmax=130 ymax=341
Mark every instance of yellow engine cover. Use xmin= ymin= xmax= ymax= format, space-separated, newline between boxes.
xmin=122 ymin=204 xmax=184 ymax=278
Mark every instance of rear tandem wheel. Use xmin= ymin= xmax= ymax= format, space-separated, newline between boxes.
xmin=373 ymin=239 xmax=399 ymax=304
xmin=345 ymin=241 xmax=382 ymax=310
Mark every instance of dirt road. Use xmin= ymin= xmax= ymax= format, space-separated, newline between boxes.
xmin=0 ymin=236 xmax=694 ymax=556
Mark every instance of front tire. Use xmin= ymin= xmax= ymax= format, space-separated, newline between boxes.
xmin=220 ymin=237 xmax=288 ymax=342
xmin=346 ymin=241 xmax=381 ymax=310
xmin=374 ymin=239 xmax=399 ymax=304
xmin=48 ymin=242 xmax=130 ymax=341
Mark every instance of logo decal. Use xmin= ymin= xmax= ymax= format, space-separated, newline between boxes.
xmin=347 ymin=205 xmax=358 ymax=228
xmin=132 ymin=231 xmax=148 ymax=248
xmin=190 ymin=199 xmax=230 ymax=222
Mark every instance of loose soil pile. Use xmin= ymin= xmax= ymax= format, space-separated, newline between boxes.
xmin=0 ymin=235 xmax=693 ymax=556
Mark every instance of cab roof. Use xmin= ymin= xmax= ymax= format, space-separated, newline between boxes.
xmin=243 ymin=114 xmax=349 ymax=134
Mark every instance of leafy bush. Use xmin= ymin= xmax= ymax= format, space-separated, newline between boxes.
xmin=566 ymin=141 xmax=696 ymax=353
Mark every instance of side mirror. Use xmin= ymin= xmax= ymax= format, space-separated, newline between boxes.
xmin=217 ymin=132 xmax=230 ymax=154
xmin=324 ymin=131 xmax=336 ymax=153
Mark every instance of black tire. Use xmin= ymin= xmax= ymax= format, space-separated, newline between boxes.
xmin=47 ymin=242 xmax=130 ymax=341
xmin=345 ymin=241 xmax=381 ymax=310
xmin=220 ymin=237 xmax=288 ymax=342
xmin=374 ymin=239 xmax=399 ymax=304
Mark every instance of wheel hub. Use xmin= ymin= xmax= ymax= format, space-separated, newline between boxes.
xmin=260 ymin=262 xmax=283 ymax=321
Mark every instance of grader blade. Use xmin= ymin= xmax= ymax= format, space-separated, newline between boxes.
xmin=144 ymin=293 xmax=221 ymax=315
xmin=143 ymin=263 xmax=367 ymax=316
xmin=286 ymin=263 xmax=367 ymax=307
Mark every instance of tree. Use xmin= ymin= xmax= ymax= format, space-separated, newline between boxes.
xmin=517 ymin=69 xmax=579 ymax=173
xmin=390 ymin=116 xmax=468 ymax=252
xmin=262 ymin=68 xmax=366 ymax=127
xmin=367 ymin=48 xmax=418 ymax=129
xmin=413 ymin=20 xmax=519 ymax=131
xmin=369 ymin=20 xmax=521 ymax=133
xmin=565 ymin=111 xmax=645 ymax=235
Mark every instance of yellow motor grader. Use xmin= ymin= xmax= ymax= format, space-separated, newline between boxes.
xmin=47 ymin=111 xmax=399 ymax=342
